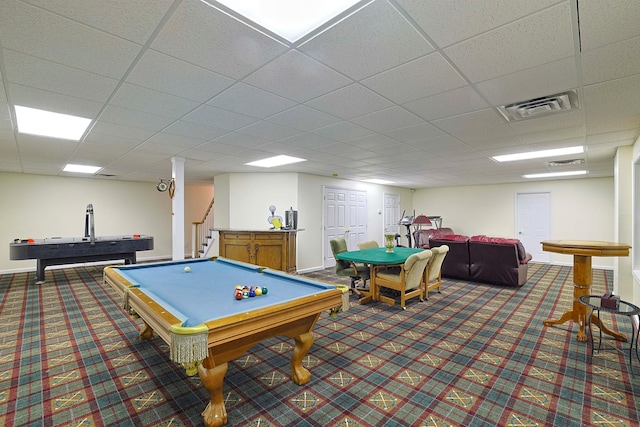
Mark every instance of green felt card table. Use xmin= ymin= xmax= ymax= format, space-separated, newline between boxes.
xmin=104 ymin=257 xmax=346 ymax=427
xmin=336 ymin=247 xmax=424 ymax=304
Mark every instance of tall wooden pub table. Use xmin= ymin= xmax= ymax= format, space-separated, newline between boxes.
xmin=541 ymin=240 xmax=631 ymax=342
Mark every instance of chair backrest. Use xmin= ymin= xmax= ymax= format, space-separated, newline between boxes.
xmin=357 ymin=240 xmax=379 ymax=250
xmin=403 ymin=250 xmax=432 ymax=289
xmin=329 ymin=238 xmax=352 ymax=273
xmin=428 ymin=245 xmax=449 ymax=282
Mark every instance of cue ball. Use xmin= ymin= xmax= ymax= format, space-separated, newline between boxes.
xmin=184 ymin=266 xmax=191 ymax=273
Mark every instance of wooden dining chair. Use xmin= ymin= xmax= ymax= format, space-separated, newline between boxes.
xmin=373 ymin=250 xmax=432 ymax=309
xmin=425 ymin=245 xmax=449 ymax=299
xmin=357 ymin=240 xmax=379 ymax=250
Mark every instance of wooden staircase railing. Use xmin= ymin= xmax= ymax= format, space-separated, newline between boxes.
xmin=192 ymin=197 xmax=214 ymax=258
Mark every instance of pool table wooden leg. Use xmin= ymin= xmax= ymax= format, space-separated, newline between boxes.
xmin=291 ymin=331 xmax=313 ymax=385
xmin=139 ymin=322 xmax=154 ymax=340
xmin=198 ymin=355 xmax=229 ymax=427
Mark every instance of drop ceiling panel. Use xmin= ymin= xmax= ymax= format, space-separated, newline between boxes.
xmin=300 ymin=0 xmax=434 ymax=80
xmin=22 ymin=0 xmax=175 ymax=44
xmin=396 ymin=0 xmax=563 ymax=48
xmin=0 ymin=0 xmax=141 ymax=79
xmin=243 ymin=51 xmax=351 ymax=103
xmin=266 ymin=105 xmax=341 ymax=132
xmin=162 ymin=120 xmax=228 ymax=141
xmin=361 ymin=52 xmax=467 ymax=104
xmin=235 ymin=121 xmax=301 ymax=140
xmin=182 ymin=105 xmax=256 ymax=131
xmin=142 ymin=133 xmax=204 ymax=150
xmin=3 ymin=50 xmax=119 ymax=103
xmin=583 ymin=74 xmax=640 ymax=121
xmin=126 ymin=50 xmax=235 ymax=103
xmin=0 ymin=0 xmax=638 ymax=186
xmin=432 ymin=109 xmax=505 ymax=134
xmin=8 ymin=83 xmax=104 ymax=118
xmin=310 ymin=121 xmax=374 ymax=141
xmin=404 ymin=86 xmax=488 ymax=121
xmin=475 ymin=57 xmax=578 ymax=106
xmin=84 ymin=121 xmax=155 ymax=145
xmin=110 ymin=83 xmax=199 ymax=119
xmin=578 ymin=0 xmax=640 ymax=51
xmin=444 ymin=3 xmax=575 ymax=83
xmin=586 ymin=129 xmax=640 ymax=145
xmin=207 ymin=83 xmax=296 ymax=119
xmin=100 ymin=105 xmax=176 ymax=131
xmin=151 ymin=0 xmax=287 ymax=78
xmin=508 ymin=110 xmax=585 ymax=135
xmin=210 ymin=133 xmax=271 ymax=149
xmin=585 ymin=114 xmax=640 ymax=136
xmin=351 ymin=106 xmax=423 ymax=133
xmin=383 ymin=122 xmax=447 ymax=143
xmin=581 ymin=37 xmax=640 ymax=85
xmin=305 ymin=84 xmax=394 ymax=120
xmin=278 ymin=133 xmax=336 ymax=150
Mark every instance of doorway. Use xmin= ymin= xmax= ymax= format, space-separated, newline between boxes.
xmin=323 ymin=187 xmax=368 ymax=268
xmin=516 ymin=192 xmax=551 ymax=262
xmin=383 ymin=193 xmax=400 ymax=242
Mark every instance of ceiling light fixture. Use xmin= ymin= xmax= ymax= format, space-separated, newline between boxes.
xmin=492 ymin=146 xmax=584 ymax=162
xmin=245 ymin=155 xmax=306 ymax=168
xmin=63 ymin=164 xmax=102 ymax=174
xmin=15 ymin=106 xmax=91 ymax=141
xmin=214 ymin=0 xmax=361 ymax=42
xmin=363 ymin=178 xmax=394 ymax=185
xmin=523 ymin=170 xmax=587 ymax=179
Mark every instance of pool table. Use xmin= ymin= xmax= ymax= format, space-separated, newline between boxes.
xmin=103 ymin=257 xmax=346 ymax=427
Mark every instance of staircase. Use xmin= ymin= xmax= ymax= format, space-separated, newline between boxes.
xmin=192 ymin=197 xmax=215 ymax=258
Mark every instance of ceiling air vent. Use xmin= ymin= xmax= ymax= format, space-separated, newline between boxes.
xmin=547 ymin=159 xmax=584 ymax=167
xmin=497 ymin=90 xmax=579 ymax=122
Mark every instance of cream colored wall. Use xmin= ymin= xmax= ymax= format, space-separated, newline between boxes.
xmin=297 ymin=174 xmax=414 ymax=271
xmin=412 ymin=177 xmax=615 ymax=268
xmin=210 ymin=172 xmax=413 ymax=271
xmin=1 ymin=172 xmax=213 ymax=273
xmin=229 ymin=173 xmax=299 ymax=229
xmin=1 ymin=170 xmax=624 ymax=278
xmin=631 ymin=136 xmax=640 ymax=306
xmin=613 ymin=147 xmax=633 ymax=301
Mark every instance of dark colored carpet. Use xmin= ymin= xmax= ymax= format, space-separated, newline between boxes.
xmin=1 ymin=262 xmax=639 ymax=426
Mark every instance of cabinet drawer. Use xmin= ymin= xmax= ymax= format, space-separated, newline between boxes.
xmin=223 ymin=233 xmax=251 ymax=240
xmin=253 ymin=233 xmax=284 ymax=241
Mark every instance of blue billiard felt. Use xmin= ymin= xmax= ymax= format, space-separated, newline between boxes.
xmin=115 ymin=258 xmax=336 ymax=327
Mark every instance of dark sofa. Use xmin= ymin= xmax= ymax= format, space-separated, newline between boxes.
xmin=429 ymin=234 xmax=532 ymax=286
xmin=413 ymin=228 xmax=455 ymax=248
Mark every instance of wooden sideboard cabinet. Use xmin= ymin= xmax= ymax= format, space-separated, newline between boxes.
xmin=217 ymin=229 xmax=298 ymax=273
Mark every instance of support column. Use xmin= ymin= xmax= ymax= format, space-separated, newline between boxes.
xmin=172 ymin=156 xmax=185 ymax=260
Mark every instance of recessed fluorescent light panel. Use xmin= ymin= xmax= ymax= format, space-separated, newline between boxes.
xmin=215 ymin=0 xmax=361 ymax=42
xmin=15 ymin=106 xmax=91 ymax=141
xmin=492 ymin=146 xmax=584 ymax=162
xmin=363 ymin=179 xmax=394 ymax=185
xmin=523 ymin=170 xmax=587 ymax=179
xmin=63 ymin=164 xmax=102 ymax=174
xmin=245 ymin=155 xmax=306 ymax=168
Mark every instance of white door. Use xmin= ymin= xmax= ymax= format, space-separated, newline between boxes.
xmin=324 ymin=187 xmax=367 ymax=267
xmin=383 ymin=193 xmax=400 ymax=242
xmin=516 ymin=192 xmax=551 ymax=262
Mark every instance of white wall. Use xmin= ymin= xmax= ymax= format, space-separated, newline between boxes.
xmin=1 ymin=171 xmax=621 ymax=278
xmin=297 ymin=174 xmax=414 ymax=271
xmin=412 ymin=177 xmax=615 ymax=268
xmin=1 ymin=172 xmax=213 ymax=272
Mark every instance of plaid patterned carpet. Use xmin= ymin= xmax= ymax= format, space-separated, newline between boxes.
xmin=1 ymin=262 xmax=639 ymax=426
